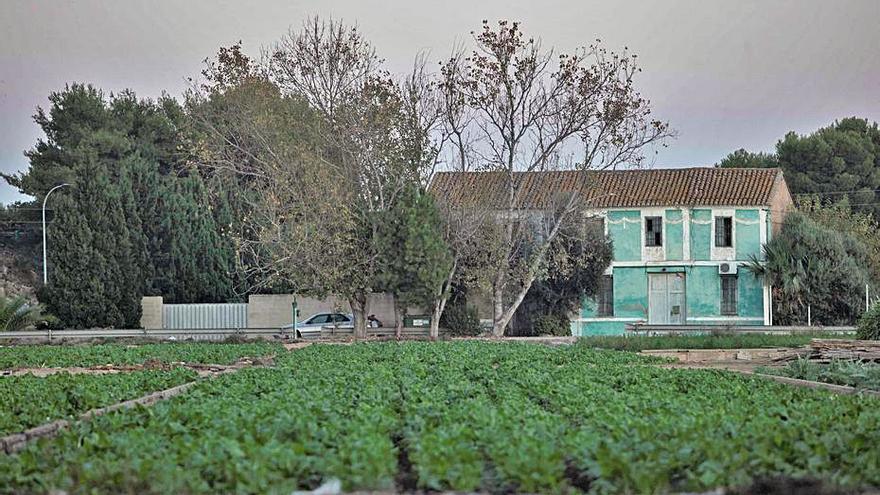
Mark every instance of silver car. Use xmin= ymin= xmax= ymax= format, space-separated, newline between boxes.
xmin=281 ymin=312 xmax=354 ymax=338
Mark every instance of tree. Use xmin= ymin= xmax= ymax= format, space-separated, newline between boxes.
xmin=375 ymin=185 xmax=453 ymax=338
xmin=39 ymin=159 xmax=141 ymax=328
xmin=194 ymin=21 xmax=447 ymax=338
xmin=268 ymin=19 xmax=420 ymax=338
xmin=438 ymin=20 xmax=670 ymax=335
xmin=715 ymin=148 xmax=778 ymax=168
xmin=189 ymin=40 xmax=364 ymax=317
xmin=777 ymin=118 xmax=880 ymax=218
xmin=797 ymin=196 xmax=880 ymax=284
xmin=6 ymin=84 xmax=238 ymax=327
xmin=154 ymin=174 xmax=235 ymax=303
xmin=718 ymin=117 xmax=880 ymax=218
xmin=746 ymin=212 xmax=870 ymax=325
xmin=514 ymin=218 xmax=612 ymax=335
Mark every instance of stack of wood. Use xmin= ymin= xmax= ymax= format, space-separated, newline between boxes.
xmin=806 ymin=339 xmax=880 ymax=363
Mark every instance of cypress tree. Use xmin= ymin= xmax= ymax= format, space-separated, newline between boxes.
xmin=376 ymin=186 xmax=452 ymax=332
xmin=41 ymin=159 xmax=140 ymax=328
xmin=155 ymin=173 xmax=234 ymax=303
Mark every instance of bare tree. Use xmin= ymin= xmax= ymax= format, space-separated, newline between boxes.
xmin=438 ymin=20 xmax=672 ymax=336
xmin=187 ymin=54 xmax=364 ymax=305
xmin=268 ymin=17 xmax=453 ymax=338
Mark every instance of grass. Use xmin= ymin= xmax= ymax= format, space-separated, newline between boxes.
xmin=758 ymin=358 xmax=880 ymax=392
xmin=0 ymin=341 xmax=282 ymax=369
xmin=578 ymin=332 xmax=854 ymax=351
xmin=1 ymin=342 xmax=878 ymax=493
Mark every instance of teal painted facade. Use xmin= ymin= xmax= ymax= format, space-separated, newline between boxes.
xmin=607 ymin=210 xmax=641 ymax=261
xmin=575 ymin=206 xmax=770 ymax=336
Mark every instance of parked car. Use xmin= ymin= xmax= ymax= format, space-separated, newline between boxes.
xmin=281 ymin=312 xmax=354 ymax=338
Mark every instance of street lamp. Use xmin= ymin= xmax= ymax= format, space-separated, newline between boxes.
xmin=42 ymin=183 xmax=70 ymax=285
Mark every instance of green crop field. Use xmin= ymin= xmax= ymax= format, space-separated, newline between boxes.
xmin=1 ymin=342 xmax=878 ymax=493
xmin=0 ymin=369 xmax=196 ymax=436
xmin=0 ymin=342 xmax=282 ymax=369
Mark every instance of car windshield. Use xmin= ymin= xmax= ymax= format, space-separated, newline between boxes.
xmin=307 ymin=315 xmax=331 ymax=324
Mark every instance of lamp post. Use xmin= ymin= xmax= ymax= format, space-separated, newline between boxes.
xmin=42 ymin=183 xmax=70 ymax=285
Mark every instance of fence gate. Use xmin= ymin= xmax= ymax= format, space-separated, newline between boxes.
xmin=162 ymin=303 xmax=248 ymax=330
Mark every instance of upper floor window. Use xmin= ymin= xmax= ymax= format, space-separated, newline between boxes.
xmin=715 ymin=216 xmax=733 ymax=248
xmin=720 ymin=275 xmax=738 ymax=315
xmin=645 ymin=216 xmax=662 ymax=247
xmin=596 ymin=275 xmax=614 ymax=316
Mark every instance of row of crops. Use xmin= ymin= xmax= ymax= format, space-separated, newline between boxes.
xmin=0 ymin=343 xmax=282 ymax=444
xmin=0 ymin=342 xmax=283 ymax=369
xmin=1 ymin=341 xmax=878 ymax=493
xmin=0 ymin=369 xmax=196 ymax=436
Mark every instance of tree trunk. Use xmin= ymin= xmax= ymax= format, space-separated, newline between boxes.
xmin=490 ymin=205 xmax=575 ymax=337
xmin=491 ymin=271 xmax=506 ymax=337
xmin=494 ymin=271 xmax=538 ymax=336
xmin=430 ymin=295 xmax=449 ymax=341
xmin=349 ymin=291 xmax=368 ymax=339
xmin=393 ymin=294 xmax=404 ymax=339
xmin=430 ymin=259 xmax=457 ymax=341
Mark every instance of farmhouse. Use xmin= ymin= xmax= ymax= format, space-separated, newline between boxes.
xmin=430 ymin=167 xmax=794 ymax=335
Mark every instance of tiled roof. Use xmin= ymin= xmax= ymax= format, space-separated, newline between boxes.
xmin=429 ymin=167 xmax=785 ymax=209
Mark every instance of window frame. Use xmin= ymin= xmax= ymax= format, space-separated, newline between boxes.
xmin=645 ymin=216 xmax=663 ymax=247
xmin=715 ymin=216 xmax=733 ymax=248
xmin=720 ymin=275 xmax=738 ymax=316
xmin=596 ymin=275 xmax=614 ymax=317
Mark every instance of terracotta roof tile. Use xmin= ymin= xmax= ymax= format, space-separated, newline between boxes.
xmin=429 ymin=167 xmax=784 ymax=209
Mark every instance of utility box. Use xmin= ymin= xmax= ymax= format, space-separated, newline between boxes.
xmin=404 ymin=315 xmax=431 ymax=327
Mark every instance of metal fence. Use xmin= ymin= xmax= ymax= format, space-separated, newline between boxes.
xmin=162 ymin=303 xmax=248 ymax=330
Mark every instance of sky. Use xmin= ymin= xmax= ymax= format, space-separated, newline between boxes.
xmin=1 ymin=0 xmax=879 ymax=204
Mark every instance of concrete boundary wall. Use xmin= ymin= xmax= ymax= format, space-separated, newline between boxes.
xmin=140 ymin=296 xmax=163 ymax=329
xmin=141 ymin=293 xmax=404 ymax=329
xmin=248 ymin=293 xmax=398 ymax=329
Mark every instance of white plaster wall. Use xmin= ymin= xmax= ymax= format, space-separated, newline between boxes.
xmin=640 ymin=207 xmax=666 ymax=262
xmin=709 ymin=208 xmax=736 ymax=261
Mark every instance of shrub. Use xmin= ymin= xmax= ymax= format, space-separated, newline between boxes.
xmin=0 ymin=296 xmax=54 ymax=332
xmin=440 ymin=301 xmax=482 ymax=337
xmin=531 ymin=314 xmax=571 ymax=336
xmin=857 ymin=303 xmax=880 ymax=340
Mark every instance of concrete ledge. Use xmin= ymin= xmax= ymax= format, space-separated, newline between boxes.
xmin=743 ymin=370 xmax=880 ymax=398
xmin=641 ymin=348 xmax=800 ymax=363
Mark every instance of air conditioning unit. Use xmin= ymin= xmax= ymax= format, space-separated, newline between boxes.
xmin=718 ymin=262 xmax=738 ymax=275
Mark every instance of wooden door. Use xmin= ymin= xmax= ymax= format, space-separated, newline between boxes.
xmin=648 ymin=273 xmax=686 ymax=324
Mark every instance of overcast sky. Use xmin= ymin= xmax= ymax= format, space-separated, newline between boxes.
xmin=1 ymin=0 xmax=879 ymax=204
